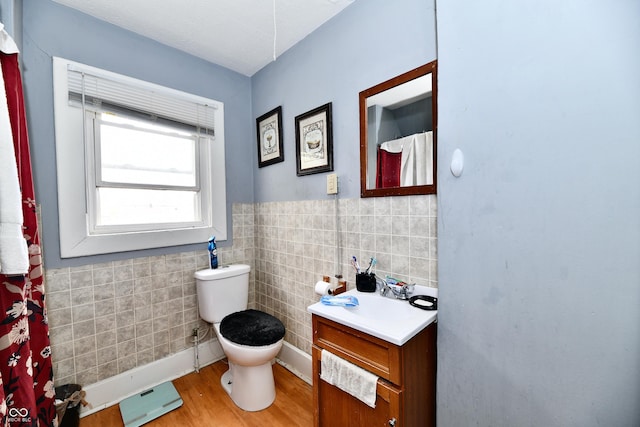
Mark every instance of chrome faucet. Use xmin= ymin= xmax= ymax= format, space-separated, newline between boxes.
xmin=377 ymin=276 xmax=415 ymax=300
xmin=378 ymin=277 xmax=392 ymax=297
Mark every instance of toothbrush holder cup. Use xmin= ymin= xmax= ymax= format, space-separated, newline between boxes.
xmin=355 ymin=273 xmax=377 ymax=293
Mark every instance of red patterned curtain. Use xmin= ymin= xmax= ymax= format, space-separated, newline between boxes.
xmin=0 ymin=49 xmax=57 ymax=425
xmin=376 ymin=146 xmax=402 ymax=188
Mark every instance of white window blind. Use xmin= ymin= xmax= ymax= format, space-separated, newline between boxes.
xmin=67 ymin=65 xmax=216 ymax=136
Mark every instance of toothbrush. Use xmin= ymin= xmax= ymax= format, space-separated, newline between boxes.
xmin=365 ymin=257 xmax=376 ymax=274
xmin=351 ymin=256 xmax=360 ymax=273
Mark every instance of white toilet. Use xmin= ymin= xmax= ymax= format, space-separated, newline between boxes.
xmin=194 ymin=264 xmax=285 ymax=411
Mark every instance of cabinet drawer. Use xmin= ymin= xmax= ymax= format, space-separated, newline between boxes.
xmin=313 ymin=314 xmax=401 ymax=384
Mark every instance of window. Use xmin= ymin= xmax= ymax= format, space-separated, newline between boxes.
xmin=91 ymin=113 xmax=201 ymax=229
xmin=53 ymin=57 xmax=226 ymax=258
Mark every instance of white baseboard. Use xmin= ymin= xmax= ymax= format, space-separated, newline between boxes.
xmin=79 ymin=339 xmax=312 ymax=418
xmin=80 ymin=339 xmax=224 ymax=417
xmin=276 ymin=341 xmax=312 ymax=385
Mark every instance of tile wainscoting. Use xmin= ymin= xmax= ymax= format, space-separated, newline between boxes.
xmin=46 ymin=196 xmax=437 ymax=388
xmin=46 ymin=204 xmax=255 ymax=387
xmin=253 ymin=196 xmax=438 ymax=355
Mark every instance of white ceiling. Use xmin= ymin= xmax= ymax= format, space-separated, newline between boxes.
xmin=52 ymin=0 xmax=356 ymax=76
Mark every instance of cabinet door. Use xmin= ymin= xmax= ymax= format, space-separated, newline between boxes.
xmin=317 ymin=377 xmax=402 ymax=427
xmin=314 ymin=346 xmax=402 ymax=427
xmin=357 ymin=380 xmax=402 ymax=427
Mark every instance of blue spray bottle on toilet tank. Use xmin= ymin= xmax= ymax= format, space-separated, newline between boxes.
xmin=208 ymin=236 xmax=218 ymax=269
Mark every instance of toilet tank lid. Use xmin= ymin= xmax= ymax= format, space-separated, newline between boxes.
xmin=194 ymin=264 xmax=250 ymax=280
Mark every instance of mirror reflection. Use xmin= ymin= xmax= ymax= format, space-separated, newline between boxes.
xmin=360 ymin=61 xmax=437 ymax=197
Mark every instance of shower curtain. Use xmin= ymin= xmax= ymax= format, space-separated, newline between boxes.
xmin=0 ymin=25 xmax=57 ymax=426
xmin=376 ymin=147 xmax=402 ymax=188
xmin=376 ymin=131 xmax=434 ymax=188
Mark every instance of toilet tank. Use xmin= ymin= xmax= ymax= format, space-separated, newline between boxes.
xmin=194 ymin=264 xmax=250 ymax=324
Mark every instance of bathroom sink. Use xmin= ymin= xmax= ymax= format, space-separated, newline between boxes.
xmin=307 ymin=285 xmax=437 ymax=345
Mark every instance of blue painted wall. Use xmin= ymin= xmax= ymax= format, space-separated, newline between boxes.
xmin=251 ymin=0 xmax=436 ymax=201
xmin=8 ymin=0 xmax=640 ymax=424
xmin=20 ymin=0 xmax=253 ymax=268
xmin=436 ymin=0 xmax=640 ymax=425
xmin=0 ymin=0 xmax=21 ymax=48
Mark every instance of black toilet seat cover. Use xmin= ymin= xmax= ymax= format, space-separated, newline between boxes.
xmin=220 ymin=309 xmax=285 ymax=346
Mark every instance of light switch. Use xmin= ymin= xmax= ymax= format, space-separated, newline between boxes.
xmin=326 ymin=173 xmax=338 ymax=194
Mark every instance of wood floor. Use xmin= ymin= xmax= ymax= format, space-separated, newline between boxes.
xmin=81 ymin=360 xmax=313 ymax=426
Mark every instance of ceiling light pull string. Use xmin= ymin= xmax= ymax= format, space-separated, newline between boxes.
xmin=273 ymin=0 xmax=277 ymax=61
xmin=434 ymin=0 xmax=439 ymax=58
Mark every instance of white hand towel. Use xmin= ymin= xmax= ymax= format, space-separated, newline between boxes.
xmin=0 ymin=38 xmax=29 ymax=275
xmin=320 ymin=349 xmax=378 ymax=408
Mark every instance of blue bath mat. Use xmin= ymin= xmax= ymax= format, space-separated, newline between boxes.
xmin=119 ymin=381 xmax=183 ymax=427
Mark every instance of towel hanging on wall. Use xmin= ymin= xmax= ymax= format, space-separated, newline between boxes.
xmin=0 ymin=22 xmax=28 ymax=275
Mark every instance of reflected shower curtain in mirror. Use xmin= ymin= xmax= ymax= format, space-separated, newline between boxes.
xmin=376 ymin=131 xmax=433 ymax=188
xmin=376 ymin=148 xmax=402 ymax=188
xmin=0 ymin=31 xmax=57 ymax=426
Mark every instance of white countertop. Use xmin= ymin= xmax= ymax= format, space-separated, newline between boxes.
xmin=307 ymin=285 xmax=437 ymax=345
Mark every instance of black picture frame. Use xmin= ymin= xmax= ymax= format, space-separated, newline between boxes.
xmin=295 ymin=102 xmax=333 ymax=176
xmin=256 ymin=106 xmax=284 ymax=168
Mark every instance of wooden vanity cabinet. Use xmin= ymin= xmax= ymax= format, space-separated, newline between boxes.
xmin=312 ymin=315 xmax=437 ymax=427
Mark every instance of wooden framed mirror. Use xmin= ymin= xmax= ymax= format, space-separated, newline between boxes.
xmin=360 ymin=60 xmax=437 ymax=197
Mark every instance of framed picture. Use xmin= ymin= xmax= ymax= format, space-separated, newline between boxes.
xmin=256 ymin=106 xmax=284 ymax=168
xmin=295 ymin=102 xmax=334 ymax=176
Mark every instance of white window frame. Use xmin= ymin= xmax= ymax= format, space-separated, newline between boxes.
xmin=87 ymin=112 xmax=206 ymax=233
xmin=52 ymin=57 xmax=227 ymax=258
